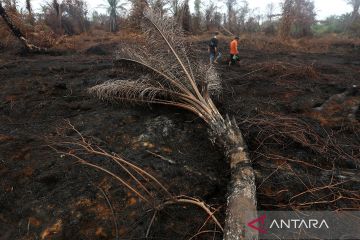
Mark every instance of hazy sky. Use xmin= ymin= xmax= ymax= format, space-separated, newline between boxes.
xmin=27 ymin=0 xmax=353 ymax=20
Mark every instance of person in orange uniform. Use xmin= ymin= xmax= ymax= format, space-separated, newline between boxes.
xmin=229 ymin=36 xmax=240 ymax=66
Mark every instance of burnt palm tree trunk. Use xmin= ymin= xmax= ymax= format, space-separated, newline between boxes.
xmin=0 ymin=1 xmax=45 ymax=52
xmin=199 ymin=84 xmax=258 ymax=240
xmin=0 ymin=1 xmax=23 ymax=40
xmin=210 ymin=115 xmax=258 ymax=240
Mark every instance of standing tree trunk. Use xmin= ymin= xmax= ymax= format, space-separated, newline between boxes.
xmin=52 ymin=0 xmax=62 ymax=34
xmin=179 ymin=0 xmax=191 ymax=32
xmin=0 ymin=1 xmax=45 ymax=52
xmin=25 ymin=0 xmax=34 ymax=25
xmin=110 ymin=9 xmax=117 ymax=32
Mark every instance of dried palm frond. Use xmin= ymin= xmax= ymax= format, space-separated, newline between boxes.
xmin=90 ymin=77 xmax=169 ymax=103
xmin=90 ymin=8 xmax=222 ymax=127
xmin=89 ymin=8 xmax=258 ymax=240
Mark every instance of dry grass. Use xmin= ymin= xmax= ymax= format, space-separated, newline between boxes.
xmin=257 ymin=153 xmax=360 ymax=210
xmin=53 ymin=29 xmax=144 ymax=51
xmin=246 ymin=112 xmax=360 ymax=211
xmin=238 ymin=33 xmax=360 ymax=53
xmin=241 ymin=111 xmax=359 ymax=164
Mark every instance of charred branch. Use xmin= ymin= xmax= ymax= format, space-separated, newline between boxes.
xmin=0 ymin=1 xmax=47 ymax=53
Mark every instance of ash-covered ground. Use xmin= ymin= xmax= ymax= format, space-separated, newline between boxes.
xmin=0 ymin=41 xmax=359 ymax=239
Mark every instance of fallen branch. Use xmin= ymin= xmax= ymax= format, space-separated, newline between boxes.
xmin=97 ymin=187 xmax=119 ymax=240
xmin=50 ymin=122 xmax=224 ymax=238
xmin=221 ymin=25 xmax=235 ymax=36
xmin=256 ymin=153 xmax=360 ymax=211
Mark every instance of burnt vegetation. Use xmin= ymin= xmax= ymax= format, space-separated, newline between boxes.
xmin=0 ymin=0 xmax=360 ymax=240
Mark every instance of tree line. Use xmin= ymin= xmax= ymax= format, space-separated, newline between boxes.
xmin=1 ymin=0 xmax=360 ymax=38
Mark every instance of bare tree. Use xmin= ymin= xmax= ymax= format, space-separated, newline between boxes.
xmin=237 ymin=0 xmax=249 ymax=32
xmin=179 ymin=0 xmax=191 ymax=31
xmin=89 ymin=9 xmax=258 ymax=240
xmin=244 ymin=14 xmax=261 ymax=33
xmin=171 ymin=0 xmax=191 ymax=31
xmin=293 ymin=0 xmax=316 ymax=37
xmin=279 ymin=0 xmax=294 ymax=39
xmin=263 ymin=3 xmax=278 ymax=35
xmin=224 ymin=0 xmax=237 ymax=32
xmin=40 ymin=0 xmax=62 ymax=34
xmin=203 ymin=2 xmax=222 ymax=31
xmin=62 ymin=0 xmax=89 ymax=33
xmin=192 ymin=0 xmax=201 ymax=33
xmin=41 ymin=0 xmax=89 ymax=35
xmin=279 ymin=0 xmax=316 ymax=38
xmin=25 ymin=0 xmax=34 ymax=25
xmin=92 ymin=10 xmax=108 ymax=28
xmin=52 ymin=0 xmax=62 ymax=33
xmin=204 ymin=1 xmax=216 ymax=30
xmin=266 ymin=2 xmax=275 ymax=22
xmin=213 ymin=11 xmax=222 ymax=30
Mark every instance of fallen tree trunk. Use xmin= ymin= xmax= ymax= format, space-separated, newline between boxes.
xmin=211 ymin=116 xmax=258 ymax=240
xmin=221 ymin=25 xmax=235 ymax=36
xmin=0 ymin=1 xmax=46 ymax=53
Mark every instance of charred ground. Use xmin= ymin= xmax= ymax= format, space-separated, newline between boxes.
xmin=0 ymin=39 xmax=359 ymax=239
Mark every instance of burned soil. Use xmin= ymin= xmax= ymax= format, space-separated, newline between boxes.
xmin=0 ymin=41 xmax=359 ymax=239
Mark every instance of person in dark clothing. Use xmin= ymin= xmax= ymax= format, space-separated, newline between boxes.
xmin=208 ymin=33 xmax=222 ymax=64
